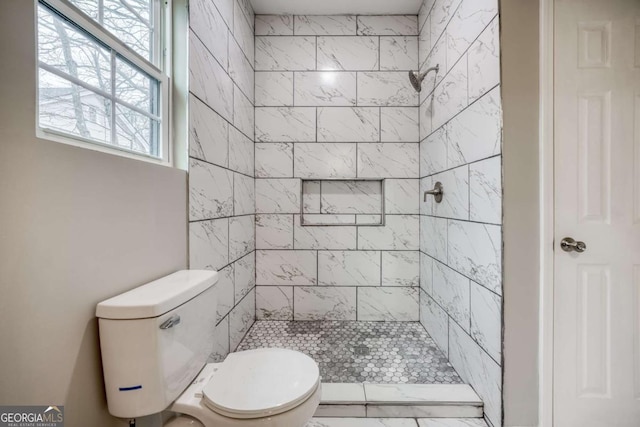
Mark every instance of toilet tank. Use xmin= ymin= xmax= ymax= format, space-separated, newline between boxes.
xmin=96 ymin=270 xmax=218 ymax=419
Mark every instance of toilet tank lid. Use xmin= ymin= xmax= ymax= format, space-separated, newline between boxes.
xmin=96 ymin=270 xmax=218 ymax=320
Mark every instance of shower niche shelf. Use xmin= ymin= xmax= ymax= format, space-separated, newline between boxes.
xmin=300 ymin=178 xmax=385 ymax=227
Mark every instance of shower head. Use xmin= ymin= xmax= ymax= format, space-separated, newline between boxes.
xmin=408 ymin=64 xmax=440 ymax=92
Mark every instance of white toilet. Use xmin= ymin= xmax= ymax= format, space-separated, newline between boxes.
xmin=96 ymin=270 xmax=321 ymax=427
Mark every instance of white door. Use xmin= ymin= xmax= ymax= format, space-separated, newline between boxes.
xmin=554 ymin=0 xmax=640 ymax=425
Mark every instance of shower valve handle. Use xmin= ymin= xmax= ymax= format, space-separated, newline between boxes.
xmin=424 ymin=182 xmax=444 ymax=203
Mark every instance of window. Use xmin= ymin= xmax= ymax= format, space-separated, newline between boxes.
xmin=36 ymin=0 xmax=170 ymax=163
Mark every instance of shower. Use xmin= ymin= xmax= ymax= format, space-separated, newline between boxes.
xmin=408 ymin=64 xmax=440 ymax=92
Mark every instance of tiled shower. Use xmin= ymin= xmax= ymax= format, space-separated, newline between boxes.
xmin=187 ymin=0 xmax=502 ymax=426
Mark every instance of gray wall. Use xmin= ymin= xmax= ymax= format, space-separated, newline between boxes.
xmin=0 ymin=1 xmax=188 ymax=426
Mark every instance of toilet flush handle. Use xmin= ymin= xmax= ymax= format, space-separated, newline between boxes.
xmin=160 ymin=315 xmax=181 ymax=329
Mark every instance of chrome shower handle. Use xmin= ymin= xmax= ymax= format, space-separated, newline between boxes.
xmin=424 ymin=182 xmax=443 ymax=203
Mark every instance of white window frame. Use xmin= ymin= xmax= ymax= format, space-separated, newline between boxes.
xmin=35 ymin=0 xmax=173 ymax=166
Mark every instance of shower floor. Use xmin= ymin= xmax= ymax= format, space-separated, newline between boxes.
xmin=236 ymin=321 xmax=462 ymax=384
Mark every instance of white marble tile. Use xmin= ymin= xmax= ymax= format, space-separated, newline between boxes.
xmin=255 ymin=36 xmax=316 ymax=71
xmin=255 ymin=178 xmax=301 ymax=213
xmin=294 ymin=287 xmax=357 ymax=320
xmin=432 ymin=165 xmax=469 ymax=220
xmin=468 ymin=17 xmax=500 ymax=102
xmin=190 ymin=0 xmax=228 ymax=69
xmin=255 ymin=72 xmax=294 ymax=106
xmin=470 ymin=281 xmax=501 ymax=363
xmin=317 ymin=37 xmax=379 ymax=71
xmin=255 ymin=143 xmax=293 ymax=178
xmin=318 ymin=250 xmax=381 ymax=287
xmin=380 ymin=36 xmax=419 ymax=71
xmin=317 ymin=107 xmax=379 ymax=142
xmin=307 ymin=418 xmax=417 ymax=427
xmin=256 ymin=285 xmax=293 ymax=320
xmin=432 ymin=54 xmax=468 ymax=130
xmin=420 ymin=33 xmax=447 ymax=102
xmin=314 ymin=405 xmax=367 ymax=418
xmin=470 ymin=156 xmax=502 ymax=224
xmin=358 ymin=215 xmax=420 ymax=250
xmin=215 ymin=265 xmax=235 ymax=321
xmin=417 ymin=419 xmax=488 ymax=427
xmin=294 ymin=72 xmax=357 ymax=106
xmin=420 ymin=215 xmax=447 ymax=263
xmin=420 ymin=176 xmax=434 ymax=216
xmin=448 ymin=220 xmax=501 ymax=294
xmin=420 ymin=252 xmax=433 ymax=294
xmin=211 ymin=316 xmax=230 ymax=361
xmin=358 ymin=286 xmax=419 ymax=321
xmin=320 ymin=383 xmax=366 ymax=404
xmin=363 ymin=383 xmax=482 ymax=404
xmin=189 ymin=218 xmax=229 ymax=270
xmin=433 ymin=260 xmax=471 ymax=331
xmin=303 ymin=180 xmax=321 ymax=213
xmin=420 ymin=126 xmax=447 ymax=177
xmin=430 ymin=0 xmax=463 ymax=51
xmin=418 ymin=21 xmax=431 ymax=74
xmin=293 ymin=215 xmax=357 ymax=250
xmin=419 ymin=96 xmax=433 ymax=141
xmin=229 ymin=37 xmax=254 ymax=101
xmin=234 ymin=251 xmax=255 ymax=302
xmin=232 ymin=0 xmax=255 ymax=64
xmin=189 ymin=159 xmax=233 ymax=220
xmin=447 ymin=87 xmax=502 ymax=169
xmin=357 ymin=15 xmax=418 ymax=36
xmin=189 ymin=94 xmax=228 ymax=167
xmin=380 ymin=107 xmax=420 ymax=143
xmin=235 ymin=0 xmax=254 ymax=30
xmin=229 ymin=215 xmax=255 ymax=261
xmin=256 ymin=249 xmax=317 ymax=286
xmin=447 ymin=0 xmax=498 ymax=67
xmin=420 ymin=290 xmax=449 ymax=355
xmin=233 ymin=87 xmax=254 ymax=139
xmin=385 ymin=179 xmax=419 ymax=214
xmin=418 ymin=0 xmax=435 ymax=32
xmin=213 ymin=0 xmax=233 ymax=29
xmin=189 ymin=31 xmax=233 ymax=121
xmin=357 ymin=143 xmax=419 ymax=178
xmin=255 ymin=15 xmax=294 ymax=35
xmin=256 ymin=107 xmax=316 ymax=142
xmin=320 ymin=180 xmax=382 ymax=214
xmin=228 ymin=127 xmax=254 ymax=177
xmin=381 ymin=251 xmax=419 ymax=286
xmin=448 ymin=321 xmax=502 ymax=427
xmin=256 ymin=214 xmax=293 ymax=250
xmin=229 ymin=289 xmax=255 ymax=350
xmin=295 ymin=15 xmax=357 ymax=35
xmin=302 ymin=214 xmax=356 ymax=225
xmin=233 ymin=173 xmax=255 ymax=216
xmin=358 ymin=72 xmax=419 ymax=107
xmin=366 ymin=405 xmax=481 ymax=418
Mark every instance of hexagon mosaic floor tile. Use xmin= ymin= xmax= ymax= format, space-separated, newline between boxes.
xmin=236 ymin=321 xmax=463 ymax=384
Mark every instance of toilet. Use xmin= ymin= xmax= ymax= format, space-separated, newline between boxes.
xmin=96 ymin=270 xmax=321 ymax=427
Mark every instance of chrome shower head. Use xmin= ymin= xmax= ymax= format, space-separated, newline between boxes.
xmin=408 ymin=64 xmax=440 ymax=92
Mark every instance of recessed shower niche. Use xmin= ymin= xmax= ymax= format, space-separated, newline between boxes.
xmin=300 ymin=179 xmax=385 ymax=226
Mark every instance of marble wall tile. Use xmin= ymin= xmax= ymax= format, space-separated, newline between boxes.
xmin=430 ymin=0 xmax=462 ymax=51
xmin=420 ymin=177 xmax=433 ymax=216
xmin=189 ymin=31 xmax=233 ymax=121
xmin=317 ymin=37 xmax=379 ymax=71
xmin=420 ymin=32 xmax=446 ymax=101
xmin=357 ymin=143 xmax=419 ymax=178
xmin=358 ymin=287 xmax=419 ymax=321
xmin=420 ymin=252 xmax=433 ymax=294
xmin=255 ymin=36 xmax=316 ymax=71
xmin=417 ymin=419 xmax=487 ymax=427
xmin=233 ymin=173 xmax=255 ymax=216
xmin=233 ymin=86 xmax=254 ymax=138
xmin=470 ymin=156 xmax=502 ymax=224
xmin=380 ymin=107 xmax=420 ymax=142
xmin=318 ymin=250 xmax=381 ymax=287
xmin=228 ymin=127 xmax=254 ymax=176
xmin=419 ymin=290 xmax=449 ymax=356
xmin=255 ymin=142 xmax=293 ymax=178
xmin=235 ymin=0 xmax=255 ymax=30
xmin=255 ymin=72 xmax=294 ymax=106
xmin=256 ymin=250 xmax=317 ymax=286
xmin=256 ymin=286 xmax=294 ymax=320
xmin=255 ymin=107 xmax=316 ymax=142
xmin=317 ymin=107 xmax=380 ymax=142
xmin=213 ymin=0 xmax=233 ymax=29
xmin=357 ymin=214 xmax=383 ymax=225
xmin=232 ymin=1 xmax=255 ymax=64
xmin=294 ymin=72 xmax=357 ymax=106
xmin=189 ymin=159 xmax=233 ymax=221
xmin=448 ymin=220 xmax=501 ymax=294
xmin=432 ymin=53 xmax=468 ymax=130
xmin=431 ymin=165 xmax=469 ymax=220
xmin=293 ymin=215 xmax=357 ymax=250
xmin=320 ymin=180 xmax=382 ymax=214
xmin=420 ymin=215 xmax=447 ymax=262
xmin=229 ymin=289 xmax=255 ymax=350
xmin=380 ymin=36 xmax=419 ymax=71
xmin=357 ymin=15 xmax=418 ymax=36
xmin=211 ymin=316 xmax=230 ymax=362
xmin=468 ymin=17 xmax=500 ymax=102
xmin=446 ymin=87 xmax=502 ymax=169
xmin=419 ymin=0 xmax=436 ymax=32
xmin=385 ymin=179 xmax=420 ymax=214
xmin=215 ymin=265 xmax=235 ymax=322
xmin=419 ymin=96 xmax=433 ymax=140
xmin=229 ymin=215 xmax=255 ymax=261
xmin=190 ymin=0 xmax=228 ymax=69
xmin=189 ymin=95 xmax=228 ymax=167
xmin=302 ymin=214 xmax=356 ymax=225
xmin=256 ymin=214 xmax=293 ymax=249
xmin=255 ymin=15 xmax=294 ymax=35
xmin=382 ymin=251 xmax=420 ymax=286
xmin=302 ymin=180 xmax=320 ymax=213
xmin=358 ymin=72 xmax=419 ymax=106
xmin=433 ymin=260 xmax=470 ymax=331
xmin=358 ymin=215 xmax=420 ymax=250
xmin=420 ymin=126 xmax=447 ymax=177
xmin=447 ymin=0 xmax=498 ymax=67
xmin=234 ymin=252 xmax=256 ymax=302
xmin=294 ymin=287 xmax=357 ymax=320
xmin=229 ymin=38 xmax=254 ymax=101
xmin=255 ymin=178 xmax=301 ymax=214
xmin=294 ymin=15 xmax=357 ymax=35
xmin=470 ymin=281 xmax=501 ymax=362
xmin=189 ymin=218 xmax=229 ymax=270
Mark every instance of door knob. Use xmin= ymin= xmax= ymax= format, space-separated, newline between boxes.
xmin=560 ymin=237 xmax=586 ymax=253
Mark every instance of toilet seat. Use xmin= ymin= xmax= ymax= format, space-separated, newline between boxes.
xmin=202 ymin=348 xmax=320 ymax=420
